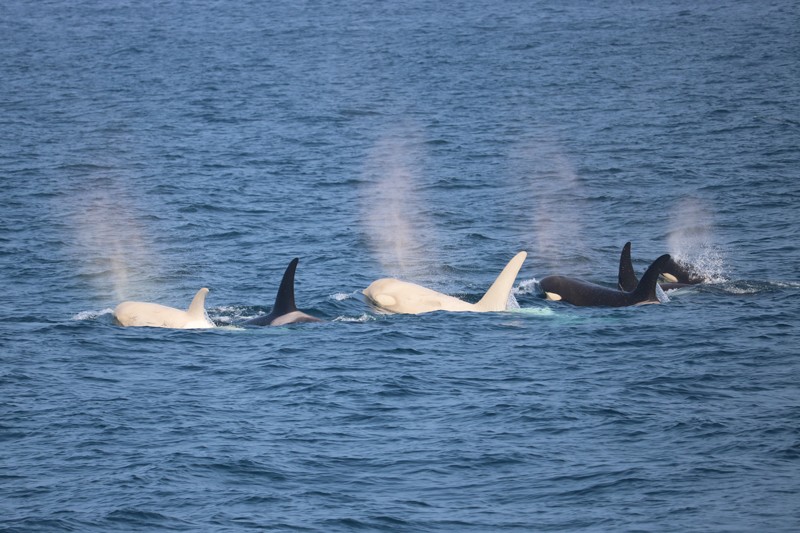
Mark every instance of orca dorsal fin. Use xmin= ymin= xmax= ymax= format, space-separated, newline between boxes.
xmin=631 ymin=254 xmax=671 ymax=303
xmin=475 ymin=251 xmax=527 ymax=312
xmin=272 ymin=258 xmax=300 ymax=316
xmin=187 ymin=288 xmax=210 ymax=319
xmin=618 ymin=242 xmax=638 ymax=292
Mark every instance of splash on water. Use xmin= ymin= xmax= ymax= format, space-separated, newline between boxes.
xmin=333 ymin=314 xmax=376 ymax=323
xmin=667 ymin=198 xmax=727 ymax=282
xmin=514 ymin=278 xmax=540 ymax=296
xmin=71 ymin=308 xmax=114 ymax=321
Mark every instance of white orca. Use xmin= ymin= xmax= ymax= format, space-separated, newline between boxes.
xmin=243 ymin=258 xmax=322 ymax=326
xmin=363 ymin=251 xmax=527 ymax=315
xmin=114 ymin=288 xmax=215 ymax=329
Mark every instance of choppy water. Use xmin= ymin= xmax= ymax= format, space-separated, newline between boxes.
xmin=2 ymin=1 xmax=800 ymax=531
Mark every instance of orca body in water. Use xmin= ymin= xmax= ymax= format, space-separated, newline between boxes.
xmin=244 ymin=258 xmax=322 ymax=326
xmin=540 ymin=254 xmax=672 ymax=307
xmin=618 ymin=242 xmax=703 ymax=292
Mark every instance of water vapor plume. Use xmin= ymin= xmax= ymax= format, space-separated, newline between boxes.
xmin=359 ymin=127 xmax=440 ymax=279
xmin=69 ymin=177 xmax=159 ymax=302
xmin=512 ymin=139 xmax=588 ymax=272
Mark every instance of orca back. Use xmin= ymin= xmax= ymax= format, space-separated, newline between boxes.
xmin=540 ymin=253 xmax=671 ymax=307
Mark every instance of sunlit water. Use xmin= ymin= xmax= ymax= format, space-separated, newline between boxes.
xmin=2 ymin=1 xmax=799 ymax=531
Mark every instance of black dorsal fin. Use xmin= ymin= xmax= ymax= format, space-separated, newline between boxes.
xmin=618 ymin=242 xmax=638 ymax=292
xmin=631 ymin=254 xmax=671 ymax=303
xmin=272 ymin=258 xmax=299 ymax=316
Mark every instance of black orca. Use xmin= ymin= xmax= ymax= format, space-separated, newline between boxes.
xmin=662 ymin=255 xmax=704 ymax=285
xmin=618 ymin=242 xmax=702 ymax=292
xmin=539 ymin=254 xmax=672 ymax=307
xmin=244 ymin=258 xmax=322 ymax=326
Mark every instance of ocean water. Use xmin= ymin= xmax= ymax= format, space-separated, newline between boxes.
xmin=2 ymin=0 xmax=799 ymax=531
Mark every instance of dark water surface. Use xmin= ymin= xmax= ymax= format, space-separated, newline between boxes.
xmin=2 ymin=1 xmax=799 ymax=531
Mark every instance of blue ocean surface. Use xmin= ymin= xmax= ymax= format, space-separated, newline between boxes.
xmin=2 ymin=1 xmax=799 ymax=531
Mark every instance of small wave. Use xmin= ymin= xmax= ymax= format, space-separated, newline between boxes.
xmin=71 ymin=308 xmax=114 ymax=321
xmin=212 ymin=324 xmax=246 ymax=331
xmin=769 ymin=280 xmax=800 ymax=289
xmin=720 ymin=284 xmax=763 ymax=295
xmin=698 ymin=280 xmax=800 ymax=295
xmin=211 ymin=305 xmax=242 ymax=314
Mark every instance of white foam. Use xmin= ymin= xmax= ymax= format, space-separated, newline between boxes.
xmin=511 ymin=307 xmax=555 ymax=316
xmin=333 ymin=314 xmax=376 ymax=323
xmin=724 ymin=285 xmax=761 ymax=295
xmin=330 ymin=292 xmax=356 ymax=301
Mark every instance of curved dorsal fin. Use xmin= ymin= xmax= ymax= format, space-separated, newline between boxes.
xmin=474 ymin=251 xmax=527 ymax=312
xmin=631 ymin=254 xmax=670 ymax=303
xmin=618 ymin=242 xmax=638 ymax=292
xmin=272 ymin=258 xmax=299 ymax=316
xmin=187 ymin=288 xmax=210 ymax=319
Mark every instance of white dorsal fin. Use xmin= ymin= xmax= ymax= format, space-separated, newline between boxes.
xmin=187 ymin=288 xmax=210 ymax=319
xmin=474 ymin=251 xmax=527 ymax=312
